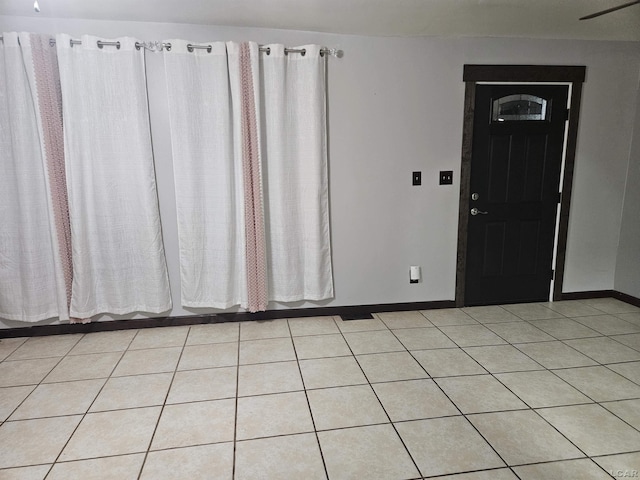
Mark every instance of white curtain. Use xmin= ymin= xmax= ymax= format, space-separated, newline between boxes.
xmin=163 ymin=40 xmax=249 ymax=309
xmin=0 ymin=32 xmax=69 ymax=322
xmin=56 ymin=34 xmax=171 ymax=318
xmin=261 ymin=45 xmax=333 ymax=302
xmin=163 ymin=41 xmax=333 ymax=311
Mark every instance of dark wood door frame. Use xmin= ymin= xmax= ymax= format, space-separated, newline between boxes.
xmin=456 ymin=65 xmax=586 ymax=307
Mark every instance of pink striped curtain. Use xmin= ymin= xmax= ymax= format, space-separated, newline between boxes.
xmin=0 ymin=32 xmax=73 ymax=322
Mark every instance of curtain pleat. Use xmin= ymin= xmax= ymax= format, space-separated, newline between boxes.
xmin=261 ymin=44 xmax=334 ymax=302
xmin=0 ymin=32 xmax=69 ymax=322
xmin=56 ymin=34 xmax=171 ymax=318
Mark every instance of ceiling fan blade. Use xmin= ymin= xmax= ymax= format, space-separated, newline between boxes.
xmin=580 ymin=0 xmax=640 ymax=20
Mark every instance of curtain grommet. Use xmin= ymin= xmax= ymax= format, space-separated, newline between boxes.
xmin=187 ymin=44 xmax=194 ymax=52
xmin=301 ymin=49 xmax=306 ymax=56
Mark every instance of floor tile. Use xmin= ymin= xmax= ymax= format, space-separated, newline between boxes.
xmin=564 ymin=337 xmax=640 ymax=363
xmin=392 ymin=327 xmax=457 ymax=350
xmin=513 ymin=458 xmax=613 ymax=480
xmin=396 ymin=416 xmax=504 ymax=477
xmin=90 ymin=373 xmax=171 ymax=412
xmin=334 ymin=317 xmax=388 ymax=333
xmin=428 ymin=470 xmax=518 ymax=480
xmin=111 ymin=347 xmax=181 ymax=377
xmin=573 ymin=315 xmax=640 ymax=336
xmin=239 ymin=337 xmax=296 ymax=364
xmin=307 ymin=385 xmax=388 ymax=430
xmin=612 ymin=333 xmax=640 ymax=351
xmin=319 ymin=424 xmax=419 ymax=480
xmin=543 ymin=300 xmax=607 ymax=318
xmin=356 ymin=351 xmax=428 ymax=383
xmin=0 ymin=464 xmax=50 ymax=480
xmin=376 ymin=311 xmax=432 ymax=329
xmin=485 ymin=322 xmax=555 ymax=343
xmin=0 ymin=357 xmax=60 ymax=387
xmin=343 ymin=330 xmax=405 ymax=354
xmin=0 ymin=338 xmax=27 ymax=361
xmin=582 ymin=298 xmax=640 ymax=314
xmin=178 ymin=342 xmax=238 ymax=370
xmin=601 ymin=399 xmax=640 ymax=429
xmin=238 ymin=361 xmax=303 ymax=396
xmin=151 ymin=399 xmax=235 ymax=449
xmin=236 ymin=433 xmax=326 ymax=480
xmin=501 ymin=303 xmax=564 ymax=321
xmin=468 ymin=409 xmax=584 ymax=465
xmin=167 ymin=367 xmax=236 ymax=404
xmin=412 ymin=348 xmax=486 ymax=377
xmin=526 ymin=318 xmax=602 ymax=340
xmin=554 ymin=366 xmax=640 ymax=401
xmin=7 ymin=335 xmax=82 ymax=360
xmin=515 ymin=341 xmax=598 ymax=369
xmin=60 ymin=407 xmax=160 ymax=461
xmin=299 ymin=356 xmax=367 ymax=389
xmin=421 ymin=308 xmax=477 ymax=326
xmin=495 ymin=370 xmax=592 ymax=408
xmin=10 ymin=379 xmax=104 ymax=420
xmin=607 ymin=361 xmax=640 ymax=384
xmin=293 ymin=334 xmax=351 ymax=360
xmin=288 ymin=316 xmax=340 ymax=336
xmin=593 ymin=452 xmax=640 ymax=479
xmin=439 ymin=325 xmax=507 ymax=347
xmin=372 ymin=379 xmax=459 ymax=421
xmin=43 ymin=352 xmax=122 ymax=383
xmin=141 ymin=443 xmax=233 ymax=480
xmin=464 ymin=345 xmax=543 ymax=373
xmin=47 ymin=454 xmax=145 ymax=480
xmin=616 ymin=312 xmax=640 ymax=326
xmin=68 ymin=329 xmax=137 ymax=355
xmin=436 ymin=375 xmax=527 ymax=414
xmin=462 ymin=305 xmax=521 ymax=323
xmin=0 ymin=386 xmax=35 ymax=421
xmin=537 ymin=403 xmax=640 ymax=456
xmin=186 ymin=322 xmax=239 ymax=345
xmin=240 ymin=318 xmax=290 ymax=340
xmin=0 ymin=415 xmax=82 ymax=468
xmin=187 ymin=322 xmax=240 ymax=345
xmin=236 ymin=391 xmax=314 ymax=440
xmin=128 ymin=326 xmax=189 ymax=350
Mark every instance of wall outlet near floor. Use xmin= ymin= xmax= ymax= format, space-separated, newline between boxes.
xmin=410 ymin=266 xmax=421 ymax=284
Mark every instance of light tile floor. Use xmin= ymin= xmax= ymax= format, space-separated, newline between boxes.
xmin=0 ymin=298 xmax=639 ymax=479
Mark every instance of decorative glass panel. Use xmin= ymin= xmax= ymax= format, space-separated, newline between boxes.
xmin=492 ymin=94 xmax=548 ymax=122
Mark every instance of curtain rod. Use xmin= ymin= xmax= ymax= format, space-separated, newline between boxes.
xmin=0 ymin=36 xmax=339 ymax=57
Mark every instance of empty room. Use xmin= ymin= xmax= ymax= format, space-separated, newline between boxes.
xmin=1 ymin=0 xmax=639 ymax=478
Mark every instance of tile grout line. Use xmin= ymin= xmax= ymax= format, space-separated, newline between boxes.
xmin=286 ymin=317 xmax=331 ymax=480
xmin=135 ymin=327 xmax=191 ymax=480
xmin=231 ymin=323 xmax=241 ymax=480
xmin=336 ymin=315 xmax=425 ymax=479
xmin=43 ymin=329 xmax=139 ymax=478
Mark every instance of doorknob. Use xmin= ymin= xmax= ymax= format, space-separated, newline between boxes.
xmin=470 ymin=207 xmax=488 ymax=216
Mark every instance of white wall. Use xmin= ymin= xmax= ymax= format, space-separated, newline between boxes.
xmin=615 ymin=67 xmax=640 ymax=298
xmin=1 ymin=15 xmax=639 ymax=326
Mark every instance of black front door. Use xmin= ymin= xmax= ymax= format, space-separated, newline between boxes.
xmin=464 ymin=84 xmax=569 ymax=306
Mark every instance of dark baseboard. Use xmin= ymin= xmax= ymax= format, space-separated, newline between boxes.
xmin=613 ymin=291 xmax=640 ymax=308
xmin=559 ymin=290 xmax=616 ymax=301
xmin=0 ymin=300 xmax=456 ymax=339
xmin=560 ymin=289 xmax=640 ymax=308
xmin=3 ymin=291 xmax=638 ymax=340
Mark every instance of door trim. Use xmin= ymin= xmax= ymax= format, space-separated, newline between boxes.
xmin=455 ymin=65 xmax=586 ymax=307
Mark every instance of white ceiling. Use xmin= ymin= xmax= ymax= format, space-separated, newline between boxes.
xmin=1 ymin=0 xmax=639 ymax=41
